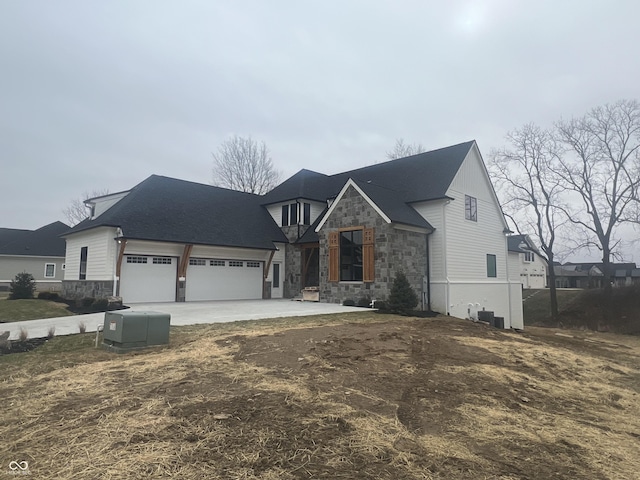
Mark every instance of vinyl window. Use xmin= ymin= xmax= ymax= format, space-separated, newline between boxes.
xmin=229 ymin=261 xmax=243 ymax=267
xmin=79 ymin=247 xmax=88 ymax=280
xmin=189 ymin=258 xmax=206 ymax=266
xmin=211 ymin=259 xmax=225 ymax=266
xmin=465 ymin=195 xmax=477 ymax=222
xmin=487 ymin=254 xmax=497 ymax=278
xmin=44 ymin=263 xmax=56 ymax=278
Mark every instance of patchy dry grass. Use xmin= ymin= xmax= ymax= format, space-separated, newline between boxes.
xmin=1 ymin=312 xmax=639 ymax=479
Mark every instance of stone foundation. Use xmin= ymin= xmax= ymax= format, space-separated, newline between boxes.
xmin=62 ymin=280 xmax=114 ymax=300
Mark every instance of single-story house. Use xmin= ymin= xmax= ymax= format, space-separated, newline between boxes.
xmin=62 ymin=140 xmax=523 ymax=329
xmin=0 ymin=221 xmax=70 ymax=292
xmin=553 ymin=262 xmax=637 ymax=288
xmin=507 ymin=234 xmax=547 ymax=289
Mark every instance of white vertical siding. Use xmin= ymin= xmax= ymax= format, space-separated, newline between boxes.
xmin=508 ymin=252 xmax=522 ymax=282
xmin=411 ymin=199 xmax=446 ymax=281
xmin=444 ymin=147 xmax=508 ymax=281
xmin=64 ymin=227 xmax=118 ymax=280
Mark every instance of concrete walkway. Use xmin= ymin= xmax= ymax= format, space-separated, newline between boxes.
xmin=1 ymin=300 xmax=364 ymax=340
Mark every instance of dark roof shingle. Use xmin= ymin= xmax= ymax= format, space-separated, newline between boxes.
xmin=0 ymin=222 xmax=70 ymax=257
xmin=65 ymin=175 xmax=287 ymax=249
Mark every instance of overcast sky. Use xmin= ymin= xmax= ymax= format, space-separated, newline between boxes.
xmin=1 ymin=1 xmax=639 ymax=260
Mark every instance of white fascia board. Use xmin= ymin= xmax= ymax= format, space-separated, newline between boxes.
xmin=393 ymin=223 xmax=432 ymax=234
xmin=315 ymin=178 xmax=391 ymax=232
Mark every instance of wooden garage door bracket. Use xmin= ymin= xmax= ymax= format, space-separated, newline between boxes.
xmin=115 ymin=238 xmax=127 ymax=296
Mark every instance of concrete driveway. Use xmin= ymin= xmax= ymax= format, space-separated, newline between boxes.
xmin=1 ymin=300 xmax=364 ymax=340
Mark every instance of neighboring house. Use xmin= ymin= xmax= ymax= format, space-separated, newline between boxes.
xmin=553 ymin=262 xmax=637 ymax=288
xmin=553 ymin=263 xmax=603 ymax=289
xmin=0 ymin=222 xmax=70 ymax=292
xmin=62 ymin=140 xmax=523 ymax=329
xmin=507 ymin=234 xmax=547 ymax=289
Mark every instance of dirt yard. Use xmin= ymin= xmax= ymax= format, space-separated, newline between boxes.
xmin=2 ymin=312 xmax=639 ymax=479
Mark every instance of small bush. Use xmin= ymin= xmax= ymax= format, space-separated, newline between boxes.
xmin=18 ymin=327 xmax=29 ymax=342
xmin=92 ymin=298 xmax=109 ymax=311
xmin=373 ymin=300 xmax=387 ymax=311
xmin=78 ymin=321 xmax=87 ymax=334
xmin=47 ymin=326 xmax=56 ymax=339
xmin=80 ymin=297 xmax=96 ymax=308
xmin=38 ymin=291 xmax=61 ymax=301
xmin=9 ymin=272 xmax=37 ymax=300
xmin=342 ymin=299 xmax=356 ymax=307
xmin=357 ymin=296 xmax=372 ymax=308
xmin=387 ymin=271 xmax=419 ymax=315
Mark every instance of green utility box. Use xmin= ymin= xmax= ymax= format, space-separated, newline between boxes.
xmin=102 ymin=310 xmax=171 ymax=353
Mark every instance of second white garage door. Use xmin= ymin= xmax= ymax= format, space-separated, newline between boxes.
xmin=120 ymin=255 xmax=177 ymax=303
xmin=186 ymin=258 xmax=263 ymax=301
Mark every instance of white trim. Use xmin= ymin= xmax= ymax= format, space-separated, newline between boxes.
xmin=393 ymin=223 xmax=431 ymax=234
xmin=315 ymin=178 xmax=391 ymax=232
xmin=44 ymin=263 xmax=56 ymax=278
xmin=430 ymin=280 xmax=516 ymax=285
xmin=0 ymin=254 xmax=65 ymax=259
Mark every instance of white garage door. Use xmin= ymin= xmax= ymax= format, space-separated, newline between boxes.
xmin=185 ymin=258 xmax=263 ymax=301
xmin=120 ymin=255 xmax=177 ymax=303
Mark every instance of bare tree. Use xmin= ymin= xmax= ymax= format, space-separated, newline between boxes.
xmin=490 ymin=123 xmax=567 ymax=320
xmin=386 ymin=138 xmax=426 ymax=160
xmin=554 ymin=99 xmax=640 ymax=300
xmin=63 ymin=189 xmax=110 ymax=226
xmin=211 ymin=135 xmax=280 ymax=195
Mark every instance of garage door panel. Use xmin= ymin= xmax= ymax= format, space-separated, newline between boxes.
xmin=120 ymin=256 xmax=176 ymax=303
xmin=186 ymin=259 xmax=262 ymax=301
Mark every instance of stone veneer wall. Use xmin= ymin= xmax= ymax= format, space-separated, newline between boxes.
xmin=318 ymin=186 xmax=427 ymax=306
xmin=281 ymin=225 xmax=303 ymax=298
xmin=62 ymin=280 xmax=114 ymax=300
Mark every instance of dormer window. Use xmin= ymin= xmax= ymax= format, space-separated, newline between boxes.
xmin=281 ymin=203 xmax=299 ymax=226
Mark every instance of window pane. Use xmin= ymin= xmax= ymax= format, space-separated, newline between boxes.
xmin=273 ymin=263 xmax=280 ymax=288
xmin=290 ymin=203 xmax=298 ymax=224
xmin=487 ymin=254 xmax=497 ymax=277
xmin=281 ymin=205 xmax=289 ymax=226
xmin=303 ymin=203 xmax=311 ymax=224
xmin=339 ymin=229 xmax=364 ymax=281
xmin=45 ymin=264 xmax=55 ymax=277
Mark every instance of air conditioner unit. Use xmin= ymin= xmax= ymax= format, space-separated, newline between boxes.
xmin=102 ymin=310 xmax=170 ymax=353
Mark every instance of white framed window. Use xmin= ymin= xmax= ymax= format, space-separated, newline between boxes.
xmin=189 ymin=258 xmax=206 ymax=266
xmin=44 ymin=263 xmax=56 ymax=278
xmin=211 ymin=259 xmax=225 ymax=266
xmin=465 ymin=195 xmax=477 ymax=222
xmin=126 ymin=256 xmax=147 ymax=264
xmin=523 ymin=251 xmax=534 ymax=262
xmin=153 ymin=257 xmax=172 ymax=264
xmin=229 ymin=261 xmax=243 ymax=267
xmin=246 ymin=261 xmax=261 ymax=268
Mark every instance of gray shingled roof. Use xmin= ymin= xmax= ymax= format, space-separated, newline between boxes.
xmin=263 ymin=141 xmax=474 ymax=210
xmin=0 ymin=222 xmax=70 ymax=257
xmin=65 ymin=175 xmax=288 ymax=250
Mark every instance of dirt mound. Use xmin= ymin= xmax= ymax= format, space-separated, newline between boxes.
xmin=1 ymin=313 xmax=639 ymax=479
